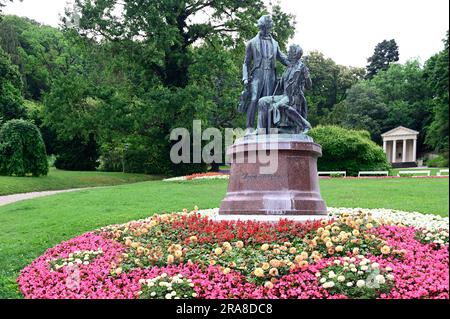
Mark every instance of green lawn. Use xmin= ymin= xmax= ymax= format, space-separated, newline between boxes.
xmin=0 ymin=177 xmax=448 ymax=298
xmin=0 ymin=168 xmax=164 ymax=196
xmin=389 ymin=167 xmax=448 ymax=176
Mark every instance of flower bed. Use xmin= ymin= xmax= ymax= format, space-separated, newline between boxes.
xmin=18 ymin=208 xmax=449 ymax=299
xmin=163 ymin=172 xmax=229 ymax=182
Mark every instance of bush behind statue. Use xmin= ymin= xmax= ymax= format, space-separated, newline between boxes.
xmin=0 ymin=119 xmax=49 ymax=176
xmin=310 ymin=125 xmax=390 ymax=176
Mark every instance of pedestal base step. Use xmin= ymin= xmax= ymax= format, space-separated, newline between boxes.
xmin=210 ymin=214 xmax=330 ymax=223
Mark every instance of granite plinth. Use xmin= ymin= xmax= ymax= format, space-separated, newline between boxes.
xmin=219 ymin=134 xmax=327 ymax=216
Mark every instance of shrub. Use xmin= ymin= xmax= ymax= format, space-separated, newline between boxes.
xmin=0 ymin=119 xmax=49 ymax=176
xmin=425 ymin=155 xmax=449 ymax=168
xmin=310 ymin=125 xmax=391 ymax=176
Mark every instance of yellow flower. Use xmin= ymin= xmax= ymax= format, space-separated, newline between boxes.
xmin=115 ymin=267 xmax=122 ymax=275
xmin=299 ymin=260 xmax=309 ymax=268
xmin=189 ymin=236 xmax=198 ymax=243
xmin=325 ymin=241 xmax=334 ymax=248
xmin=317 ymin=227 xmax=325 ymax=235
xmin=269 ymin=268 xmax=279 ymax=277
xmin=300 ymin=251 xmax=308 ymax=259
xmin=136 ymin=246 xmax=145 ymax=255
xmin=335 ymin=245 xmax=344 ymax=252
xmin=214 ymin=248 xmax=223 ymax=255
xmin=294 ymin=255 xmax=303 ymax=263
xmin=331 ymin=226 xmax=341 ymax=234
xmin=366 ymin=223 xmax=373 ymax=229
xmin=235 ymin=241 xmax=244 ymax=248
xmin=167 ymin=254 xmax=175 ymax=264
xmin=270 ymin=259 xmax=281 ymax=268
xmin=254 ymin=268 xmax=265 ymax=277
xmin=229 ymin=261 xmax=237 ymax=268
xmin=223 ymin=267 xmax=231 ymax=275
xmin=261 ymin=262 xmax=270 ymax=270
xmin=223 ymin=242 xmax=232 ymax=251
xmin=320 ymin=220 xmax=328 ymax=226
xmin=289 ymin=247 xmax=297 ymax=254
xmin=352 ymin=247 xmax=360 ymax=255
xmin=261 ymin=244 xmax=270 ymax=251
xmin=352 ymin=229 xmax=360 ymax=236
xmin=209 ymin=259 xmax=216 ymax=265
xmin=264 ymin=281 xmax=274 ymax=289
xmin=381 ymin=245 xmax=391 ymax=254
xmin=174 ymin=250 xmax=183 ymax=258
xmin=131 ymin=242 xmax=140 ymax=248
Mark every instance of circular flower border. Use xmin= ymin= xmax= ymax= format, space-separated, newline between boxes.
xmin=18 ymin=207 xmax=449 ymax=299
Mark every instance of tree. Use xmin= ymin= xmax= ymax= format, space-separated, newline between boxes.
xmin=68 ymin=0 xmax=295 ymax=88
xmin=424 ymin=31 xmax=449 ymax=160
xmin=304 ymin=51 xmax=365 ymax=125
xmin=0 ymin=119 xmax=48 ymax=176
xmin=0 ymin=46 xmax=25 ymax=121
xmin=366 ymin=39 xmax=399 ymax=79
xmin=328 ymin=82 xmax=388 ymax=142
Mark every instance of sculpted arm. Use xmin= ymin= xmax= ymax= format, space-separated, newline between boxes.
xmin=242 ymin=42 xmax=252 ymax=84
xmin=277 ymin=46 xmax=289 ymax=66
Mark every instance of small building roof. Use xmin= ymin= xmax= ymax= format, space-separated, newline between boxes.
xmin=381 ymin=126 xmax=419 ymax=137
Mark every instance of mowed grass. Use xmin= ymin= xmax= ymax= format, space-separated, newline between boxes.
xmin=0 ymin=168 xmax=164 ymax=196
xmin=0 ymin=177 xmax=448 ymax=298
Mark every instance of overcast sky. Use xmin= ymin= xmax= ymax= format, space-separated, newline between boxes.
xmin=3 ymin=0 xmax=449 ymax=67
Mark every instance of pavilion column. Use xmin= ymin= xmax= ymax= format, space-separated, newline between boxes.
xmin=413 ymin=139 xmax=417 ymax=162
xmin=402 ymin=139 xmax=407 ymax=162
xmin=383 ymin=140 xmax=387 ymax=152
xmin=392 ymin=139 xmax=397 ymax=163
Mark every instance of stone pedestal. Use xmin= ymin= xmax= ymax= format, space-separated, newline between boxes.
xmin=219 ymin=134 xmax=327 ymax=216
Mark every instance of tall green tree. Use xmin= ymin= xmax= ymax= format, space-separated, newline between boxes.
xmin=424 ymin=31 xmax=449 ymax=159
xmin=366 ymin=39 xmax=399 ymax=79
xmin=304 ymin=51 xmax=365 ymax=125
xmin=328 ymin=81 xmax=388 ymax=142
xmin=68 ymin=0 xmax=295 ymax=88
xmin=0 ymin=46 xmax=25 ymax=121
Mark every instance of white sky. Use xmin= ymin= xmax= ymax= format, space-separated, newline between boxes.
xmin=3 ymin=0 xmax=449 ymax=67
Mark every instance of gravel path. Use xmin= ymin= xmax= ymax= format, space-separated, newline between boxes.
xmin=0 ymin=188 xmax=97 ymax=207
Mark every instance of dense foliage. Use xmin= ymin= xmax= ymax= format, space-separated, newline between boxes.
xmin=310 ymin=125 xmax=390 ymax=176
xmin=0 ymin=119 xmax=48 ymax=176
xmin=0 ymin=5 xmax=447 ymax=173
xmin=0 ymin=46 xmax=24 ymax=122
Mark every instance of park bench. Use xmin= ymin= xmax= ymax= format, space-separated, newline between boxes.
xmin=318 ymin=171 xmax=346 ymax=177
xmin=437 ymin=169 xmax=449 ymax=176
xmin=397 ymin=170 xmax=431 ymax=177
xmin=358 ymin=171 xmax=389 ymax=177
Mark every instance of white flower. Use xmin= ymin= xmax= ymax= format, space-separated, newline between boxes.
xmin=150 ymin=292 xmax=156 ymax=297
xmin=375 ymin=275 xmax=386 ymax=284
xmin=315 ymin=272 xmax=321 ymax=278
xmin=356 ymin=280 xmax=365 ymax=288
xmin=165 ymin=293 xmax=172 ymax=299
xmin=360 ymin=265 xmax=369 ymax=271
xmin=323 ymin=281 xmax=335 ymax=289
xmin=371 ymin=263 xmax=380 ymax=269
xmin=346 ymin=282 xmax=354 ymax=287
xmin=337 ymin=275 xmax=346 ymax=282
xmin=320 ymin=278 xmax=327 ymax=283
xmin=328 ymin=271 xmax=336 ymax=279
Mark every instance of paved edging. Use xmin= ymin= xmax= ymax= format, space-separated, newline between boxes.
xmin=0 ymin=188 xmax=99 ymax=207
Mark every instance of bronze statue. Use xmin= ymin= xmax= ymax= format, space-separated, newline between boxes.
xmin=257 ymin=44 xmax=312 ymax=134
xmin=239 ymin=15 xmax=289 ymax=135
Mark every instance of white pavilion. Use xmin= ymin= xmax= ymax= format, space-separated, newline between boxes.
xmin=381 ymin=126 xmax=419 ymax=167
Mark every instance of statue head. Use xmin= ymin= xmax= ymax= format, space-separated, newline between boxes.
xmin=257 ymin=15 xmax=273 ymax=36
xmin=288 ymin=44 xmax=303 ymax=63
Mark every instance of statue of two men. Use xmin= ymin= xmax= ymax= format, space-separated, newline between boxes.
xmin=239 ymin=15 xmax=312 ymax=135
